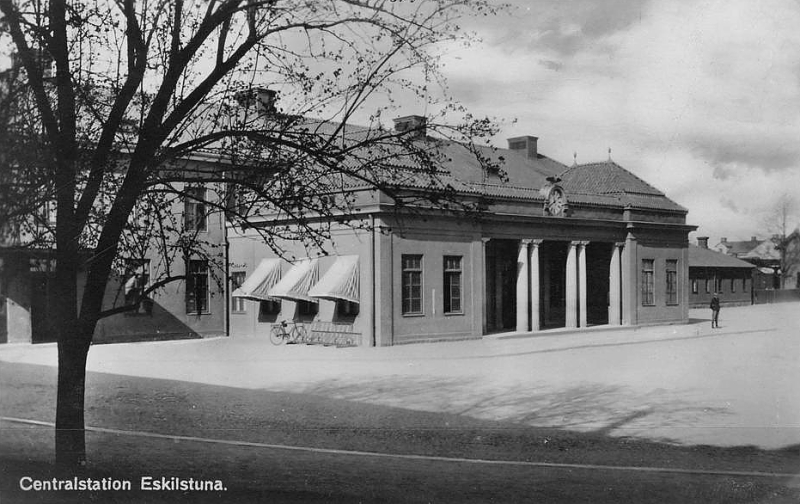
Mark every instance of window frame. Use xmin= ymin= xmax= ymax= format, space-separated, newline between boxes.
xmin=443 ymin=255 xmax=463 ymax=315
xmin=184 ymin=186 xmax=208 ymax=233
xmin=401 ymin=254 xmax=424 ymax=316
xmin=665 ymin=259 xmax=678 ymax=305
xmin=186 ymin=259 xmax=210 ymax=315
xmin=641 ymin=259 xmax=655 ymax=306
xmin=691 ymin=278 xmax=698 ymax=294
xmin=230 ymin=271 xmax=247 ymax=313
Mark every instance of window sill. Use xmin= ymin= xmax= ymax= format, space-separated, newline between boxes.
xmin=444 ymin=312 xmax=465 ymax=317
xmin=402 ymin=312 xmax=425 ymax=318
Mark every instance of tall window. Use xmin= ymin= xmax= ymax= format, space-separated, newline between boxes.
xmin=443 ymin=256 xmax=462 ymax=314
xmin=730 ymin=278 xmax=736 ymax=293
xmin=124 ymin=259 xmax=151 ymax=315
xmin=705 ymin=279 xmax=711 ymax=294
xmin=666 ymin=260 xmax=678 ymax=305
xmin=691 ymin=279 xmax=698 ymax=294
xmin=641 ymin=259 xmax=655 ymax=306
xmin=401 ymin=255 xmax=423 ymax=315
xmin=186 ymin=260 xmax=209 ymax=314
xmin=743 ymin=277 xmax=747 ymax=292
xmin=231 ymin=271 xmax=246 ymax=313
xmin=184 ymin=186 xmax=207 ymax=232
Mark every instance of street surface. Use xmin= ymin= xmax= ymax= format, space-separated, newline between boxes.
xmin=1 ymin=303 xmax=798 ymax=502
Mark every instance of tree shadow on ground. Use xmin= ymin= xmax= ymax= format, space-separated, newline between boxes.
xmin=1 ymin=361 xmax=798 ymax=504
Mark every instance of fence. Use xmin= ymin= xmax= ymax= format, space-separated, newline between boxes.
xmin=753 ymin=289 xmax=800 ymax=304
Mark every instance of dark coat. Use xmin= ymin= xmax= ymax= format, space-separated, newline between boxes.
xmin=710 ymin=297 xmax=720 ymax=311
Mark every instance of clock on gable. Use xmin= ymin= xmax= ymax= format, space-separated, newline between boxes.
xmin=543 ymin=184 xmax=568 ymax=217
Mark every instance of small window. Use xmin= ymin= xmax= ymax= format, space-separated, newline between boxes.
xmin=691 ymin=278 xmax=698 ymax=294
xmin=298 ymin=300 xmax=317 ymax=318
xmin=402 ymin=255 xmax=423 ymax=315
xmin=641 ymin=259 xmax=655 ymax=306
xmin=231 ymin=271 xmax=247 ymax=313
xmin=186 ymin=260 xmax=209 ymax=314
xmin=337 ymin=300 xmax=360 ymax=318
xmin=184 ymin=186 xmax=208 ymax=232
xmin=666 ymin=260 xmax=678 ymax=305
xmin=443 ymin=256 xmax=463 ymax=314
xmin=258 ymin=300 xmax=281 ymax=321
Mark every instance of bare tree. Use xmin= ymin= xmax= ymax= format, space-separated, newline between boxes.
xmin=763 ymin=193 xmax=798 ymax=288
xmin=0 ymin=0 xmax=507 ymax=467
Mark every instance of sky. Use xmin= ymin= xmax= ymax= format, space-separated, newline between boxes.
xmin=433 ymin=0 xmax=800 ymax=245
xmin=2 ymin=1 xmax=797 ymax=246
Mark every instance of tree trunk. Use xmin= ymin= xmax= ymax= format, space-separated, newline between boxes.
xmin=55 ymin=336 xmax=90 ymax=468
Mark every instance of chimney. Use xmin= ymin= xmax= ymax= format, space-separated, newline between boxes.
xmin=720 ymin=237 xmax=727 ymax=243
xmin=507 ymin=135 xmax=538 ymax=159
xmin=697 ymin=237 xmax=709 ymax=249
xmin=751 ymin=236 xmax=757 ymax=242
xmin=234 ymin=87 xmax=277 ymax=115
xmin=393 ymin=115 xmax=426 ymax=139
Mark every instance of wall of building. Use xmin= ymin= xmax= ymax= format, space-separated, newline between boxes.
xmin=689 ymin=267 xmax=752 ymax=308
xmin=387 ymin=222 xmax=482 ymax=345
xmin=227 ymin=223 xmax=374 ymax=344
xmin=631 ymin=234 xmax=690 ymax=326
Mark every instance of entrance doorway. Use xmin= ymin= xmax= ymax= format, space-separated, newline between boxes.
xmin=540 ymin=241 xmax=567 ymax=329
xmin=485 ymin=239 xmax=517 ymax=333
xmin=586 ymin=242 xmax=612 ymax=326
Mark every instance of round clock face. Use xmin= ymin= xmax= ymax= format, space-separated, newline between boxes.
xmin=546 ymin=188 xmax=566 ymax=216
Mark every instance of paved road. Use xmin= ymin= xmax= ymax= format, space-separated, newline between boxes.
xmin=2 ymin=303 xmax=798 ymax=449
xmin=1 ymin=303 xmax=799 ymax=503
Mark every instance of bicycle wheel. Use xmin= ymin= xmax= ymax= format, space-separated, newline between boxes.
xmin=269 ymin=325 xmax=286 ymax=345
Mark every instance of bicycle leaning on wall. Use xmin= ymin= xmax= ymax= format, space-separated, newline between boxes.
xmin=269 ymin=320 xmax=307 ymax=345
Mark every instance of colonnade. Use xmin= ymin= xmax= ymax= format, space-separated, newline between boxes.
xmin=514 ymin=240 xmax=625 ymax=332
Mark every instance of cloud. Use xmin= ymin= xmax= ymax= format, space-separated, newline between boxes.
xmin=437 ymin=0 xmax=800 ymax=243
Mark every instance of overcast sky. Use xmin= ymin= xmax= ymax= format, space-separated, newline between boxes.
xmin=438 ymin=0 xmax=800 ymax=245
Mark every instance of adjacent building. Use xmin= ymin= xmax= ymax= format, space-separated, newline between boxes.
xmin=689 ymin=237 xmax=755 ymax=308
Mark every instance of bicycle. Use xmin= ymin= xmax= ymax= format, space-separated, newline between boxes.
xmin=269 ymin=320 xmax=307 ymax=345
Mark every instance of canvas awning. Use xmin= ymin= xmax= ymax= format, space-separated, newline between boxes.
xmin=267 ymin=258 xmax=319 ymax=302
xmin=309 ymin=255 xmax=360 ymax=304
xmin=232 ymin=258 xmax=282 ymax=301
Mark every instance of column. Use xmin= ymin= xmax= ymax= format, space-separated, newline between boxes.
xmin=565 ymin=241 xmax=578 ymax=328
xmin=516 ymin=239 xmax=530 ymax=332
xmin=578 ymin=241 xmax=588 ymax=328
xmin=530 ymin=240 xmax=542 ymax=331
xmin=608 ymin=243 xmax=622 ymax=325
xmin=621 ymin=232 xmax=636 ymax=325
xmin=481 ymin=238 xmax=490 ymax=335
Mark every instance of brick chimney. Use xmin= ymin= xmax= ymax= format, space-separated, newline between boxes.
xmin=234 ymin=87 xmax=277 ymax=115
xmin=720 ymin=237 xmax=727 ymax=243
xmin=697 ymin=237 xmax=709 ymax=249
xmin=393 ymin=115 xmax=426 ymax=139
xmin=507 ymin=136 xmax=538 ymax=159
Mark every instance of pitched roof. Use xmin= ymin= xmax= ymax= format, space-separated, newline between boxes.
xmin=717 ymin=238 xmax=761 ymax=256
xmin=689 ymin=244 xmax=757 ymax=269
xmin=557 ymin=161 xmax=686 ymax=212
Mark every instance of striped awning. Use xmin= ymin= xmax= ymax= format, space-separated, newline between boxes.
xmin=232 ymin=258 xmax=282 ymax=301
xmin=268 ymin=258 xmax=319 ymax=302
xmin=309 ymin=255 xmax=360 ymax=304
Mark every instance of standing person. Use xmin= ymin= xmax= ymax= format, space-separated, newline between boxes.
xmin=710 ymin=293 xmax=720 ymax=328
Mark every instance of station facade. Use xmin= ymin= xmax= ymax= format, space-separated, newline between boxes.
xmin=227 ymin=127 xmax=695 ymax=346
